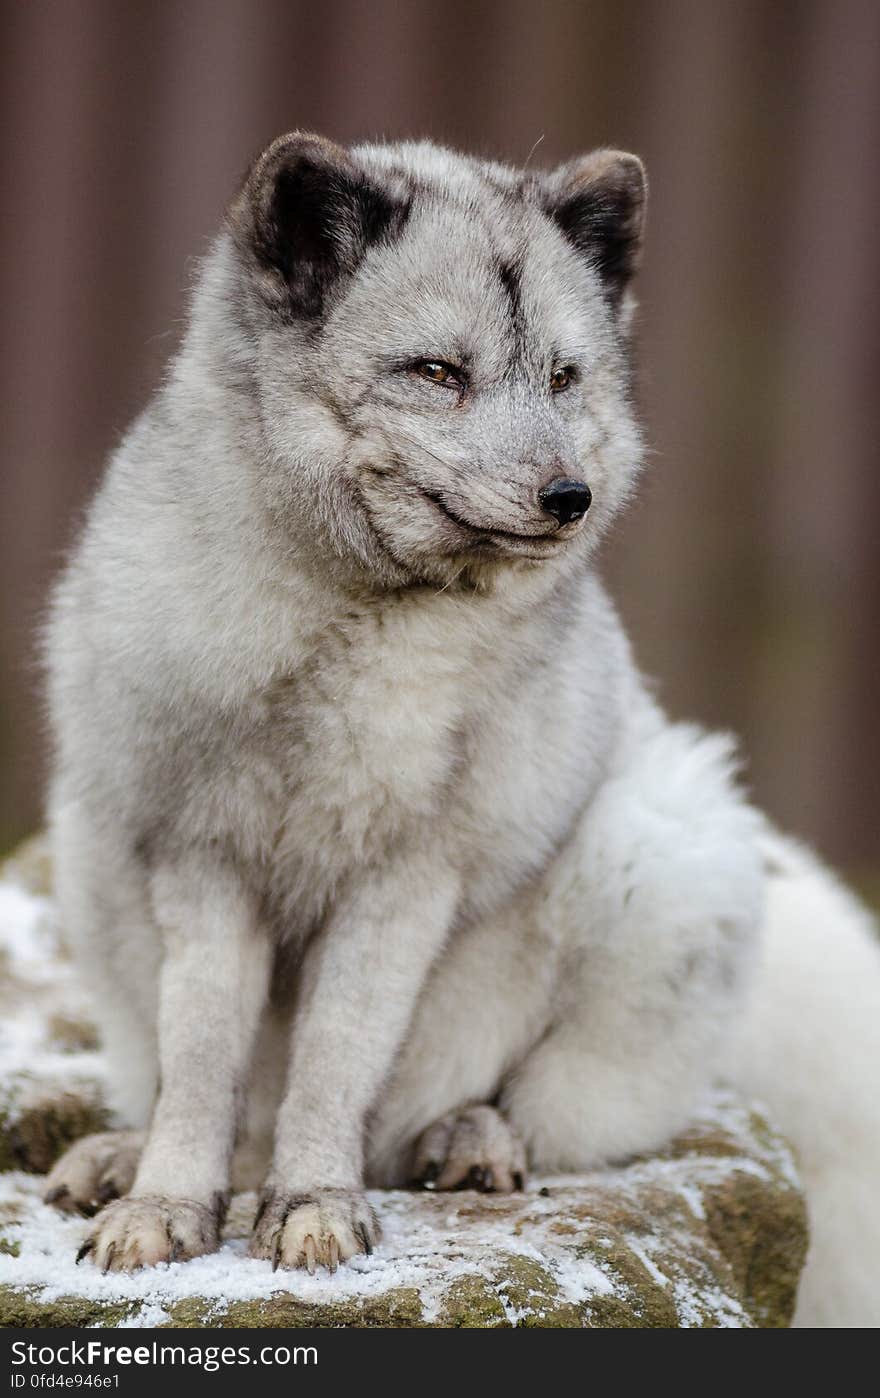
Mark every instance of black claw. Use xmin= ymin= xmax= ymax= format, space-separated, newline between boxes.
xmin=96 ymin=1180 xmax=119 ymax=1205
xmin=75 ymin=1239 xmax=94 ymax=1265
xmin=101 ymin=1242 xmax=116 ymax=1274
xmin=512 ymin=1172 xmax=525 ymax=1192
xmin=44 ymin=1185 xmax=70 ymax=1207
xmin=355 ymin=1221 xmax=374 ymax=1256
xmin=417 ymin=1161 xmax=439 ymax=1190
xmin=539 ymin=1186 xmax=551 ymax=1198
xmin=271 ymin=1238 xmax=282 ymax=1273
xmin=170 ymin=1237 xmax=185 ymax=1263
xmin=467 ymin=1165 xmax=491 ymax=1191
xmin=252 ymin=1195 xmax=268 ymax=1231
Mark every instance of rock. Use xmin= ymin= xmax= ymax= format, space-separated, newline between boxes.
xmin=0 ymin=1103 xmax=807 ymax=1328
xmin=0 ymin=838 xmax=809 ymax=1327
xmin=0 ymin=1081 xmax=108 ymax=1174
xmin=0 ymin=837 xmax=108 ymax=1177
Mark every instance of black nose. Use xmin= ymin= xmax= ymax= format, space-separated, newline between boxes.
xmin=538 ymin=477 xmax=592 ymax=527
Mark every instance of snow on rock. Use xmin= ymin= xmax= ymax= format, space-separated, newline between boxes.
xmin=0 ymin=835 xmax=808 ymax=1327
xmin=0 ymin=837 xmax=108 ymax=1175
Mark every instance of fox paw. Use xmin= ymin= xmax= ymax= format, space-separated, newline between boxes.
xmin=249 ymin=1188 xmax=380 ymax=1272
xmin=43 ymin=1130 xmax=146 ymax=1216
xmin=411 ymin=1104 xmax=527 ymax=1192
xmin=75 ymin=1195 xmax=223 ymax=1272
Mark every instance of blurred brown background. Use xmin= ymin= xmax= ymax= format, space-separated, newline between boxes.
xmin=2 ymin=0 xmax=878 ymax=880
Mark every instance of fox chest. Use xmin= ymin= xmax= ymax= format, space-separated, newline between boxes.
xmin=260 ymin=629 xmax=471 ymax=887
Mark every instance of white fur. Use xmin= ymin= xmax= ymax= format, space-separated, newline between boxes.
xmin=731 ymin=830 xmax=880 ymax=1326
xmin=42 ymin=133 xmax=879 ymax=1320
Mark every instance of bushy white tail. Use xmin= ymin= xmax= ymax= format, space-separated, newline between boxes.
xmin=732 ymin=828 xmax=880 ymax=1326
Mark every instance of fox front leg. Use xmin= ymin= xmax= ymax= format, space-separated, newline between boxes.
xmin=77 ymin=864 xmax=271 ymax=1271
xmin=250 ymin=855 xmax=459 ymax=1271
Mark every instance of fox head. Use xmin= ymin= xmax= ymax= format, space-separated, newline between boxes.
xmin=209 ymin=132 xmax=646 ymax=591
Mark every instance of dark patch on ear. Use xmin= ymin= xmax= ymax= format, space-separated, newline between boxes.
xmin=230 ymin=132 xmax=411 ymax=319
xmin=541 ymin=150 xmax=646 ymax=309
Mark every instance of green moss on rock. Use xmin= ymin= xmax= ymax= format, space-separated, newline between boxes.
xmin=0 ymin=1087 xmax=108 ymax=1174
xmin=439 ymin=1273 xmax=507 ymax=1327
xmin=702 ymin=1170 xmax=807 ymax=1327
xmin=0 ymin=1285 xmax=135 ymax=1329
xmin=160 ymin=1288 xmax=426 ymax=1329
xmin=584 ymin=1232 xmax=680 ymax=1327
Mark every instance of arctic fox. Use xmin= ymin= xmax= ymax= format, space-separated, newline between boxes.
xmin=43 ymin=133 xmax=880 ymax=1325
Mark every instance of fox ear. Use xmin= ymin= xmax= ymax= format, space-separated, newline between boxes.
xmin=541 ymin=150 xmax=647 ymax=308
xmin=229 ymin=131 xmax=410 ymax=318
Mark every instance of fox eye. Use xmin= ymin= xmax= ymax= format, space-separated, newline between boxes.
xmin=550 ymin=366 xmax=576 ymax=393
xmin=412 ymin=360 xmax=465 ymax=390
